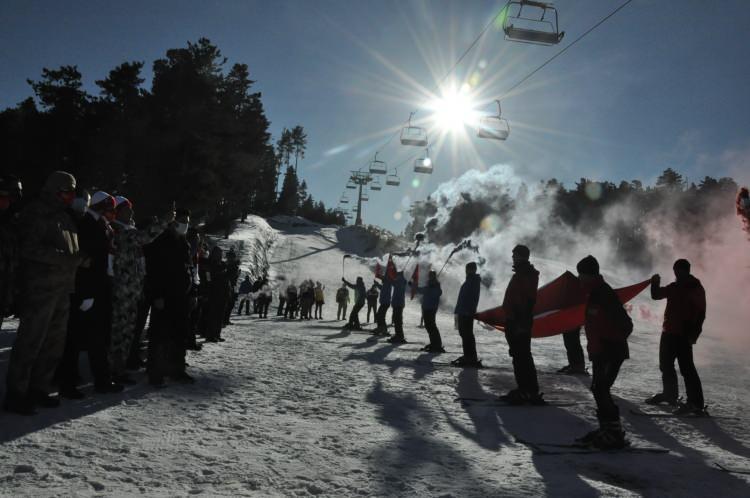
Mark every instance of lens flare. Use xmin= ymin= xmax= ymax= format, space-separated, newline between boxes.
xmin=411 ymin=178 xmax=421 ymax=188
xmin=393 ymin=211 xmax=403 ymax=221
xmin=428 ymin=85 xmax=478 ymax=133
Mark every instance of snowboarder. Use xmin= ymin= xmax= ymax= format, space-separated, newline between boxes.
xmin=499 ymin=245 xmax=541 ymax=405
xmin=557 ymin=327 xmax=587 ymax=375
xmin=646 ymin=259 xmax=706 ymax=415
xmin=4 ymin=171 xmax=80 ymax=414
xmin=314 ymin=282 xmax=325 ymax=319
xmin=143 ymin=207 xmax=195 ymax=385
xmin=416 ymin=270 xmax=444 ymax=353
xmin=109 ymin=196 xmax=147 ymax=385
xmin=387 ymin=271 xmax=408 ymax=344
xmin=342 ymin=276 xmax=366 ymax=330
xmin=59 ymin=191 xmax=122 ymax=396
xmin=576 ymin=255 xmax=633 ymax=450
xmin=336 ymin=283 xmax=350 ymax=320
xmin=451 ymin=262 xmax=482 ymax=368
xmin=237 ymin=275 xmax=253 ymax=315
xmin=366 ymin=283 xmax=379 ymax=323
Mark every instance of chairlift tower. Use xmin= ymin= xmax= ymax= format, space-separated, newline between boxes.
xmin=348 ymin=170 xmax=373 ymax=227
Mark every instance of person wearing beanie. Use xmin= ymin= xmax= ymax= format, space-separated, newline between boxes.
xmin=498 ymin=245 xmax=542 ymax=404
xmin=4 ymin=171 xmax=81 ymax=415
xmin=575 ymin=254 xmax=633 ymax=449
xmin=58 ymin=190 xmax=123 ymax=397
xmin=451 ymin=262 xmax=482 ymax=368
xmin=144 ymin=207 xmax=195 ymax=385
xmin=108 ymin=196 xmax=147 ymax=385
xmin=646 ymin=259 xmax=707 ymax=415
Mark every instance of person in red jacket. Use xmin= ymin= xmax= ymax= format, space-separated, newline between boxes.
xmin=499 ymin=245 xmax=541 ymax=404
xmin=646 ymin=259 xmax=706 ymax=415
xmin=576 ymin=255 xmax=632 ymax=449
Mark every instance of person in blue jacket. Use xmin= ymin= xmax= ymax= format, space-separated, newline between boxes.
xmin=387 ymin=271 xmax=408 ymax=344
xmin=416 ymin=270 xmax=444 ymax=353
xmin=373 ymin=275 xmax=392 ymax=336
xmin=452 ymin=262 xmax=482 ymax=368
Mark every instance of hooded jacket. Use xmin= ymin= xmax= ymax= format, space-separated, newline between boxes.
xmin=501 ymin=261 xmax=539 ymax=331
xmin=584 ymin=275 xmax=632 ymax=359
xmin=418 ymin=281 xmax=442 ymax=311
xmin=391 ymin=273 xmax=407 ymax=308
xmin=454 ymin=273 xmax=481 ymax=316
xmin=651 ymin=275 xmax=706 ymax=341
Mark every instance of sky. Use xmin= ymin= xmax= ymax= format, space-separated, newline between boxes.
xmin=1 ymin=0 xmax=749 ymax=232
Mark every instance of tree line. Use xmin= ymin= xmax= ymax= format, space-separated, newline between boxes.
xmin=0 ymin=38 xmax=345 ymax=228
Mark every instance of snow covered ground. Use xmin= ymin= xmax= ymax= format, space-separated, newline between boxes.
xmin=1 ymin=217 xmax=749 ymax=497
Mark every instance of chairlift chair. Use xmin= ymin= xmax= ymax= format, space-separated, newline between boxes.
xmin=503 ymin=0 xmax=565 ymax=46
xmin=369 ymin=153 xmax=388 ymax=175
xmin=370 ymin=178 xmax=382 ymax=191
xmin=340 ymin=193 xmax=349 ymax=204
xmin=400 ymin=112 xmax=429 ymax=147
xmin=477 ymin=100 xmax=510 ymax=140
xmin=414 ymin=148 xmax=434 ymax=174
xmin=346 ymin=180 xmax=356 ymax=190
xmin=386 ymin=168 xmax=401 ymax=186
xmin=361 ymin=190 xmax=369 ymax=202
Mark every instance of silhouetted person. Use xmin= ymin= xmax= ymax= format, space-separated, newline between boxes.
xmin=451 ymin=262 xmax=481 ymax=368
xmin=416 ymin=270 xmax=444 ymax=353
xmin=336 ymin=283 xmax=349 ymax=320
xmin=499 ymin=245 xmax=541 ymax=404
xmin=387 ymin=271 xmax=408 ymax=344
xmin=237 ymin=275 xmax=253 ymax=315
xmin=576 ymin=255 xmax=633 ymax=450
xmin=647 ymin=259 xmax=706 ymax=415
xmin=314 ymin=282 xmax=325 ymax=319
xmin=204 ymin=246 xmax=231 ymax=342
xmin=558 ymin=328 xmax=587 ymax=375
xmin=342 ymin=276 xmax=365 ymax=330
xmin=374 ymin=275 xmax=392 ymax=335
xmin=366 ymin=283 xmax=379 ymax=323
xmin=0 ymin=174 xmax=22 ymax=333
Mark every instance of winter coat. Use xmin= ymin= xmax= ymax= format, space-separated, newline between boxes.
xmin=375 ymin=279 xmax=392 ymax=305
xmin=17 ymin=192 xmax=80 ymax=293
xmin=454 ymin=274 xmax=481 ymax=317
xmin=144 ymin=228 xmax=193 ymax=302
xmin=314 ymin=286 xmax=325 ymax=304
xmin=286 ymin=286 xmax=298 ymax=299
xmin=74 ymin=211 xmax=113 ymax=300
xmin=366 ymin=287 xmax=379 ymax=306
xmin=343 ymin=279 xmax=366 ymax=305
xmin=584 ymin=275 xmax=632 ymax=360
xmin=239 ymin=279 xmax=253 ymax=294
xmin=418 ymin=281 xmax=442 ymax=311
xmin=391 ymin=274 xmax=407 ymax=308
xmin=651 ymin=275 xmax=706 ymax=342
xmin=501 ymin=262 xmax=539 ymax=332
xmin=336 ymin=287 xmax=350 ymax=304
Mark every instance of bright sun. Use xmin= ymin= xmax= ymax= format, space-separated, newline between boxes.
xmin=428 ymin=84 xmax=478 ymax=133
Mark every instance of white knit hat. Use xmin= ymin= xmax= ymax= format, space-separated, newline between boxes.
xmin=91 ymin=191 xmax=113 ymax=206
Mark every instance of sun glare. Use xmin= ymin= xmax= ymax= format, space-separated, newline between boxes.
xmin=428 ymin=85 xmax=478 ymax=133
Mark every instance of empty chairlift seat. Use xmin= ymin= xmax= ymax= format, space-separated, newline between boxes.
xmin=503 ymin=0 xmax=564 ymax=46
xmin=361 ymin=190 xmax=369 ymax=201
xmin=413 ymin=148 xmax=433 ymax=174
xmin=369 ymin=153 xmax=387 ymax=175
xmin=477 ymin=100 xmax=510 ymax=140
xmin=386 ymin=170 xmax=401 ymax=186
xmin=340 ymin=194 xmax=349 ymax=204
xmin=370 ymin=178 xmax=382 ymax=191
xmin=400 ymin=112 xmax=429 ymax=147
xmin=346 ymin=180 xmax=356 ymax=190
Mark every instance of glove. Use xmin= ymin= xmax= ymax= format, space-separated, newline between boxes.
xmin=79 ymin=298 xmax=94 ymax=312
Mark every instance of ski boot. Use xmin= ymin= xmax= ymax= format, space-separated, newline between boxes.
xmin=421 ymin=344 xmax=446 ymax=353
xmin=498 ymin=390 xmax=546 ymax=406
xmin=645 ymin=393 xmax=679 ymax=406
xmin=387 ymin=335 xmax=407 ymax=344
xmin=450 ymin=356 xmax=482 ymax=368
xmin=673 ymin=402 xmax=708 ymax=417
xmin=575 ymin=428 xmax=601 ymax=446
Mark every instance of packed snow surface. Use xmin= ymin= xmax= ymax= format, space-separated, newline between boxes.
xmin=1 ymin=216 xmax=749 ymax=497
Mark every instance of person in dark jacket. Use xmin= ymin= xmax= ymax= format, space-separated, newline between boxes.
xmin=499 ymin=245 xmax=541 ymax=405
xmin=4 ymin=171 xmax=80 ymax=415
xmin=387 ymin=271 xmax=408 ymax=344
xmin=224 ymin=249 xmax=240 ymax=325
xmin=342 ymin=276 xmax=366 ymax=330
xmin=373 ymin=276 xmax=392 ymax=336
xmin=59 ymin=191 xmax=122 ymax=396
xmin=366 ymin=284 xmax=379 ymax=323
xmin=284 ymin=284 xmax=298 ymax=319
xmin=237 ymin=275 xmax=253 ymax=315
xmin=416 ymin=270 xmax=444 ymax=352
xmin=144 ymin=208 xmax=195 ymax=385
xmin=646 ymin=259 xmax=707 ymax=415
xmin=576 ymin=255 xmax=632 ymax=450
xmin=336 ymin=283 xmax=350 ymax=320
xmin=451 ymin=262 xmax=482 ymax=368
xmin=203 ymin=246 xmax=231 ymax=342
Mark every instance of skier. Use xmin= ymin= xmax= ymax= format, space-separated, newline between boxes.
xmin=557 ymin=327 xmax=587 ymax=375
xmin=499 ymin=245 xmax=542 ymax=405
xmin=4 ymin=171 xmax=80 ymax=414
xmin=59 ymin=191 xmax=122 ymax=395
xmin=143 ymin=207 xmax=195 ymax=385
xmin=336 ymin=283 xmax=350 ymax=320
xmin=314 ymin=282 xmax=325 ymax=319
xmin=646 ymin=259 xmax=706 ymax=415
xmin=387 ymin=271 xmax=408 ymax=344
xmin=0 ymin=174 xmax=22 ymax=333
xmin=285 ymin=283 xmax=298 ymax=319
xmin=575 ymin=255 xmax=633 ymax=449
xmin=237 ymin=275 xmax=253 ymax=315
xmin=366 ymin=283 xmax=379 ymax=323
xmin=416 ymin=270 xmax=444 ymax=353
xmin=342 ymin=276 xmax=366 ymax=330
xmin=203 ymin=246 xmax=231 ymax=342
xmin=451 ymin=262 xmax=482 ymax=368
xmin=374 ymin=275 xmax=392 ymax=336
xmin=109 ymin=196 xmax=147 ymax=385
